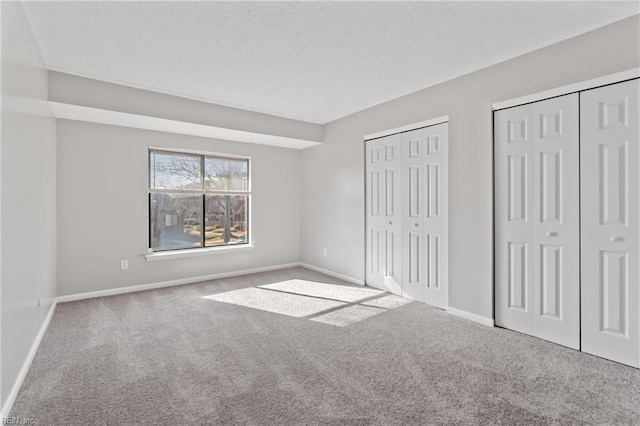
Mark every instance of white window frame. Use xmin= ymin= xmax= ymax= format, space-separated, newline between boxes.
xmin=146 ymin=146 xmax=252 ymax=260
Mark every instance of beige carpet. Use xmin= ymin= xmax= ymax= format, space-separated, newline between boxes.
xmin=9 ymin=267 xmax=640 ymax=425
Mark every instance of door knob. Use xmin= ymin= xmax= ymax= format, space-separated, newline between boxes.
xmin=546 ymin=231 xmax=558 ymax=237
xmin=610 ymin=235 xmax=624 ymax=242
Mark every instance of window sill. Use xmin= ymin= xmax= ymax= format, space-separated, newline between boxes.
xmin=145 ymin=244 xmax=254 ymax=261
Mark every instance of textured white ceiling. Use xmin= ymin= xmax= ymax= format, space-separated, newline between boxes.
xmin=23 ymin=2 xmax=639 ymax=124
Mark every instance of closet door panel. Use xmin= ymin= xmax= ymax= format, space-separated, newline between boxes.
xmin=495 ymin=105 xmax=535 ymax=335
xmin=401 ymin=128 xmax=427 ymax=302
xmin=581 ymin=79 xmax=639 ymax=367
xmin=423 ymin=123 xmax=448 ymax=309
xmin=365 ymin=139 xmax=384 ymax=290
xmin=532 ymin=94 xmax=580 ymax=349
xmin=366 ymin=134 xmax=402 ymax=294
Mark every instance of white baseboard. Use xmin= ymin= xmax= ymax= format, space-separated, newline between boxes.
xmin=57 ymin=262 xmax=301 ymax=303
xmin=446 ymin=306 xmax=495 ymax=327
xmin=299 ymin=262 xmax=364 ymax=286
xmin=2 ymin=299 xmax=57 ymax=417
xmin=57 ymin=262 xmax=365 ymax=303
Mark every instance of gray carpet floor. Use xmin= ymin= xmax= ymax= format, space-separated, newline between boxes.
xmin=10 ymin=267 xmax=640 ymax=425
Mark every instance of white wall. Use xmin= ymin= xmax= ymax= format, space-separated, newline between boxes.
xmin=1 ymin=1 xmax=57 ymax=412
xmin=57 ymin=120 xmax=301 ymax=296
xmin=300 ymin=15 xmax=640 ymax=320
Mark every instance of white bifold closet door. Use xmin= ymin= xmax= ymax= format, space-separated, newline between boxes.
xmin=365 ymin=133 xmax=402 ymax=294
xmin=581 ymin=79 xmax=639 ymax=367
xmin=401 ymin=124 xmax=449 ymax=308
xmin=366 ymin=122 xmax=448 ymax=308
xmin=495 ymin=93 xmax=580 ymax=349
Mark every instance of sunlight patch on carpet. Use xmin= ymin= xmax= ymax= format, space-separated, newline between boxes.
xmin=204 ymin=280 xmax=412 ymax=327
xmin=362 ymin=294 xmax=412 ymax=309
xmin=204 ymin=287 xmax=346 ymax=317
xmin=311 ymin=305 xmax=386 ymax=327
xmin=259 ymin=279 xmax=382 ymax=302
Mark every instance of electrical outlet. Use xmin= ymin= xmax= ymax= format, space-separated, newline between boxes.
xmin=120 ymin=260 xmax=129 ymax=270
xmin=322 ymin=248 xmax=328 ymax=257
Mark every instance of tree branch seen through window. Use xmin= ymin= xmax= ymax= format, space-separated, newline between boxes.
xmin=149 ymin=149 xmax=249 ymax=251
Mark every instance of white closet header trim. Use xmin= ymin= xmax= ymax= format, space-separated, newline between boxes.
xmin=492 ymin=68 xmax=639 ymax=111
xmin=363 ymin=115 xmax=449 ymax=141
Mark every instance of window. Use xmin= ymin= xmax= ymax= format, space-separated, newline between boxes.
xmin=149 ymin=149 xmax=249 ymax=252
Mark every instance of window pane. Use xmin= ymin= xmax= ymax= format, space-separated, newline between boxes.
xmin=205 ymin=158 xmax=248 ymax=191
xmin=150 ymin=193 xmax=203 ymax=250
xmin=205 ymin=195 xmax=248 ymax=246
xmin=150 ymin=151 xmax=201 ymax=190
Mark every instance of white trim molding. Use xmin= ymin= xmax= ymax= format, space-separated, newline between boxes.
xmin=149 ymin=145 xmax=250 ymax=160
xmin=49 ymin=102 xmax=321 ymax=150
xmin=59 ymin=262 xmax=365 ymax=303
xmin=2 ymin=300 xmax=58 ymax=417
xmin=492 ymin=68 xmax=639 ymax=111
xmin=364 ymin=115 xmax=449 ymax=141
xmin=56 ymin=263 xmax=301 ymax=303
xmin=145 ymin=244 xmax=255 ymax=261
xmin=56 ymin=262 xmax=366 ymax=303
xmin=446 ymin=307 xmax=495 ymax=327
xmin=299 ymin=262 xmax=365 ymax=286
